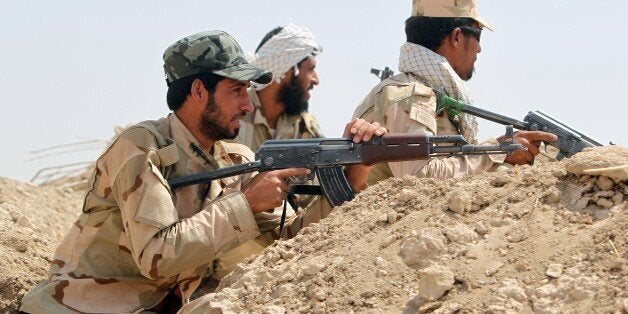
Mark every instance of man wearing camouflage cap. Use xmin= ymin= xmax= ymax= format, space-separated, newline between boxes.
xmin=353 ymin=0 xmax=557 ymax=183
xmin=20 ymin=30 xmax=384 ymax=313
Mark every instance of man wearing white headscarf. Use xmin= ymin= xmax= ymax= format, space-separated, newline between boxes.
xmin=234 ymin=23 xmax=324 ymax=152
xmin=206 ymin=24 xmax=334 ymax=293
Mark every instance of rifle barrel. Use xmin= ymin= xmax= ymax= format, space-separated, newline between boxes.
xmin=461 ymin=104 xmax=529 ymax=130
xmin=438 ymin=93 xmax=528 ymax=130
xmin=168 ymin=161 xmax=262 ymax=189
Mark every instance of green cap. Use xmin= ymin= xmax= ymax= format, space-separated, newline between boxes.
xmin=163 ymin=30 xmax=272 ymax=85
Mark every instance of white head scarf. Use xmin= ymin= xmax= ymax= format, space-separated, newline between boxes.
xmin=249 ymin=23 xmax=322 ymax=90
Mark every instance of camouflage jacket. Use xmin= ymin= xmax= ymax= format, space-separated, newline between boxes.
xmin=20 ymin=114 xmax=264 ymax=313
xmin=353 ymin=73 xmax=506 ymax=185
xmin=233 ymin=88 xmax=324 ymax=152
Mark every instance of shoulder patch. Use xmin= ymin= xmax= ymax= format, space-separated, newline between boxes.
xmin=381 ymin=81 xmax=432 ymax=103
xmin=411 ymin=82 xmax=433 ymax=96
xmin=221 ymin=142 xmax=255 ymax=163
xmin=375 ymin=73 xmax=432 ymax=103
xmin=380 ymin=84 xmax=415 ymax=104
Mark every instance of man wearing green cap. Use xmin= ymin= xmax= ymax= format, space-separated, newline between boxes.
xmin=353 ymin=0 xmax=557 ymax=184
xmin=19 ymin=30 xmax=385 ymax=313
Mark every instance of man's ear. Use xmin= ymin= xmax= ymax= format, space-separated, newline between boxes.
xmin=450 ymin=28 xmax=463 ymax=47
xmin=191 ymin=79 xmax=206 ymax=100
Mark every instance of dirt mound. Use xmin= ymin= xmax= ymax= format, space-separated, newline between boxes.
xmin=1 ymin=146 xmax=627 ymax=313
xmin=0 ymin=178 xmax=83 ymax=312
xmin=185 ymin=145 xmax=628 ymax=313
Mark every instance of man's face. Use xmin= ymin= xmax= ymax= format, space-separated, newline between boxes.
xmin=199 ymin=78 xmax=252 ymax=140
xmin=277 ymin=56 xmax=319 ymax=115
xmin=451 ymin=25 xmax=482 ymax=81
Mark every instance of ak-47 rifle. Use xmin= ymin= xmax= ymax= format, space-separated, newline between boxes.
xmin=435 ymin=91 xmax=604 ymax=159
xmin=169 ymin=132 xmax=521 ymax=207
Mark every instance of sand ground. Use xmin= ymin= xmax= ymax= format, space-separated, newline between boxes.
xmin=1 ymin=146 xmax=626 ymax=313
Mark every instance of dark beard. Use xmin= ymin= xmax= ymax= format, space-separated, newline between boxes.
xmin=199 ymin=95 xmax=239 ymax=140
xmin=277 ymin=75 xmax=309 ymax=115
xmin=461 ymin=40 xmax=475 ymax=81
xmin=462 ymin=67 xmax=474 ymax=81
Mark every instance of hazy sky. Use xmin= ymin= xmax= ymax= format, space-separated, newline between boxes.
xmin=1 ymin=0 xmax=626 ymax=182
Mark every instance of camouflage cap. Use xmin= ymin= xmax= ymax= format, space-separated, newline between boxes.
xmin=163 ymin=31 xmax=272 ymax=85
xmin=412 ymin=0 xmax=494 ymax=31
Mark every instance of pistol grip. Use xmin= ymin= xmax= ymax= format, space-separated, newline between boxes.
xmin=316 ymin=166 xmax=355 ymax=207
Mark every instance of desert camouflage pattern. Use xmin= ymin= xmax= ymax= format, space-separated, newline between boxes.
xmin=411 ymin=0 xmax=494 ymax=31
xmin=20 ymin=113 xmax=334 ymax=313
xmin=20 ymin=114 xmax=262 ymax=313
xmin=163 ymin=30 xmax=272 ymax=85
xmin=353 ymin=73 xmax=505 ymax=185
xmin=233 ymin=88 xmax=324 ymax=152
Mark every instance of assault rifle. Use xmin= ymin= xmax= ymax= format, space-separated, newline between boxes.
xmin=436 ymin=91 xmax=603 ymax=159
xmin=168 ymin=132 xmax=521 ymax=207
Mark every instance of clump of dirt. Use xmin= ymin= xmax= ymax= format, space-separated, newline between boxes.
xmin=0 ymin=178 xmax=83 ymax=312
xmin=1 ymin=146 xmax=627 ymax=313
xmin=183 ymin=145 xmax=628 ymax=313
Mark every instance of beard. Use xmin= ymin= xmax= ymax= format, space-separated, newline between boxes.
xmin=277 ymin=75 xmax=310 ymax=115
xmin=461 ymin=41 xmax=476 ymax=81
xmin=199 ymin=95 xmax=241 ymax=140
xmin=462 ymin=67 xmax=474 ymax=81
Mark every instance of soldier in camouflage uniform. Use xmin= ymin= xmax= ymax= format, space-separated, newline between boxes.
xmin=353 ymin=0 xmax=557 ymax=185
xmin=19 ymin=30 xmax=385 ymax=313
xmin=233 ymin=23 xmax=324 ymax=152
xmin=211 ymin=24 xmax=328 ymax=281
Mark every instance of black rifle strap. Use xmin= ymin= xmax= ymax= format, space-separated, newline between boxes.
xmin=286 ymin=193 xmax=300 ymax=213
xmin=278 ymin=200 xmax=288 ymax=239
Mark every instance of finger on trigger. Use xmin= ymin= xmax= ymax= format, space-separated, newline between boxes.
xmin=277 ymin=167 xmax=310 ymax=179
xmin=518 ymin=136 xmax=539 ymax=156
xmin=527 ymin=130 xmax=558 ymax=142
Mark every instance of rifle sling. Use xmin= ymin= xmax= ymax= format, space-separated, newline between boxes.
xmin=278 ymin=200 xmax=288 ymax=239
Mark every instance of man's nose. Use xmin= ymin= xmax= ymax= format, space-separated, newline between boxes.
xmin=241 ymin=96 xmax=254 ymax=113
xmin=311 ymin=71 xmax=319 ymax=86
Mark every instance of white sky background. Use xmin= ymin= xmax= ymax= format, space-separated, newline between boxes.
xmin=1 ymin=0 xmax=626 ymax=182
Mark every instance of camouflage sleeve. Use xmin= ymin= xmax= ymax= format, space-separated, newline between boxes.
xmin=108 ymin=132 xmax=260 ymax=279
xmin=355 ymin=84 xmax=501 ymax=180
xmin=300 ymin=113 xmax=325 ymax=138
xmin=383 ymin=93 xmax=505 ymax=179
